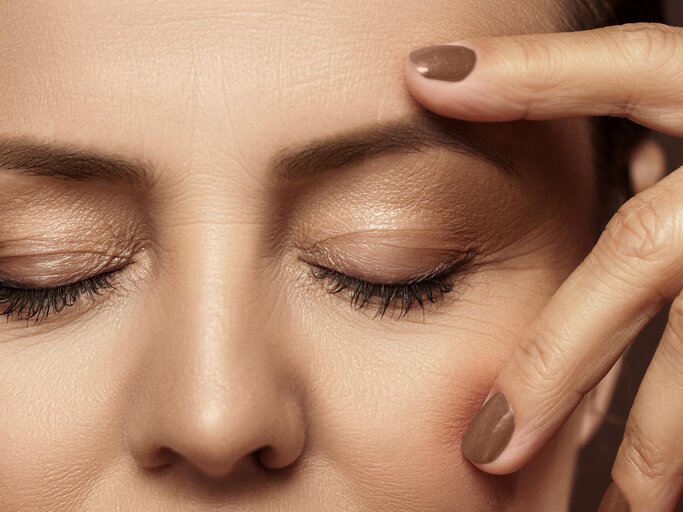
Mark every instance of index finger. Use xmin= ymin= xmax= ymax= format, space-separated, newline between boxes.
xmin=404 ymin=23 xmax=683 ymax=137
xmin=458 ymin=162 xmax=683 ymax=475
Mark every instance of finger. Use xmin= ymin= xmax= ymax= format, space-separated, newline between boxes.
xmin=630 ymin=138 xmax=668 ymax=193
xmin=461 ymin=165 xmax=683 ymax=475
xmin=601 ymin=299 xmax=683 ymax=512
xmin=405 ymin=23 xmax=683 ymax=137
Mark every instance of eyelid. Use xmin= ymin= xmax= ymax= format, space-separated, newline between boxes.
xmin=301 ymin=242 xmax=477 ymax=319
xmin=0 ymin=238 xmax=142 ymax=288
xmin=309 ymin=254 xmax=475 ymax=286
xmin=0 ymin=246 xmax=152 ymax=327
xmin=0 ymin=254 xmax=129 ymax=289
xmin=0 ymin=268 xmax=123 ymax=325
xmin=299 ymin=233 xmax=477 ymax=284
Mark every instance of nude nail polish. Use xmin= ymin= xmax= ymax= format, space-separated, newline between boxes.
xmin=461 ymin=392 xmax=515 ymax=464
xmin=408 ymin=45 xmax=476 ymax=82
xmin=598 ymin=482 xmax=630 ymax=512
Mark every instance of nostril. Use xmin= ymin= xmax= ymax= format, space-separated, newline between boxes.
xmin=155 ymin=446 xmax=181 ymax=468
xmin=256 ymin=445 xmax=280 ymax=470
xmin=133 ymin=445 xmax=182 ymax=473
xmin=256 ymin=444 xmax=302 ymax=471
xmin=123 ymin=338 xmax=308 ymax=484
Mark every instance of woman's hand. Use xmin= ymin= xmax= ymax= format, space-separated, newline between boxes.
xmin=405 ymin=23 xmax=683 ymax=511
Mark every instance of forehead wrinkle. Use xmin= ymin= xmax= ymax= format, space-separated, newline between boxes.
xmin=0 ymin=0 xmax=568 ymax=197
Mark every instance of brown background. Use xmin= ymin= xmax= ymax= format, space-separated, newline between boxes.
xmin=571 ymin=1 xmax=683 ymax=510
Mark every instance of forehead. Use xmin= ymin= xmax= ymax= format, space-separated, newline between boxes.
xmin=0 ymin=0 xmax=565 ymax=171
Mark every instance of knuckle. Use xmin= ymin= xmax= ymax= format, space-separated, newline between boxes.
xmin=602 ymin=190 xmax=674 ymax=263
xmin=513 ymin=325 xmax=573 ymax=397
xmin=620 ymin=421 xmax=668 ymax=481
xmin=514 ymin=335 xmax=557 ymax=388
xmin=610 ymin=24 xmax=683 ymax=115
xmin=505 ymin=36 xmax=564 ymax=102
xmin=617 ymin=23 xmax=683 ymax=65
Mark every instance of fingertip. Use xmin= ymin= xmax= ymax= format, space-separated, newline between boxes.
xmin=460 ymin=391 xmax=533 ymax=475
xmin=461 ymin=392 xmax=515 ymax=464
xmin=404 ymin=45 xmax=476 ymax=119
xmin=459 ymin=387 xmax=554 ymax=475
xmin=404 ymin=43 xmax=526 ymax=123
xmin=407 ymin=44 xmax=477 ymax=83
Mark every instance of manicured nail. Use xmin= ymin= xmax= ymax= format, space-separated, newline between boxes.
xmin=408 ymin=45 xmax=476 ymax=82
xmin=598 ymin=482 xmax=630 ymax=512
xmin=461 ymin=392 xmax=515 ymax=464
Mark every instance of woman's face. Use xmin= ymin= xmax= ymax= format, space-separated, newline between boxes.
xmin=0 ymin=1 xmax=602 ymax=510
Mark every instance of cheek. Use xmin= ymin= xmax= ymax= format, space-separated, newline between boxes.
xmin=300 ymin=311 xmax=519 ymax=511
xmin=0 ymin=320 xmax=129 ymax=509
xmin=290 ymin=251 xmax=567 ymax=509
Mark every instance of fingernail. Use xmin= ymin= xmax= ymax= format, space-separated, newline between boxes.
xmin=408 ymin=45 xmax=476 ymax=82
xmin=461 ymin=392 xmax=515 ymax=464
xmin=598 ymin=482 xmax=630 ymax=512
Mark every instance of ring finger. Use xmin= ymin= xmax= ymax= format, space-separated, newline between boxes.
xmin=601 ymin=298 xmax=683 ymax=511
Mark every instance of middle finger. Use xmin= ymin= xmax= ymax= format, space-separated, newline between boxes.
xmin=462 ymin=164 xmax=683 ymax=475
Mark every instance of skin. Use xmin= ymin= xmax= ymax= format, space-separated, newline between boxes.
xmin=0 ymin=1 xmax=631 ymax=511
xmin=406 ymin=22 xmax=683 ymax=511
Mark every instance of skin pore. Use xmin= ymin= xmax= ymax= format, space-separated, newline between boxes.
xmin=0 ymin=1 xmax=608 ymax=511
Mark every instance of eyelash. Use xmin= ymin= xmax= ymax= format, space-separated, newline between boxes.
xmin=0 ymin=253 xmax=474 ymax=325
xmin=309 ymin=255 xmax=473 ymax=319
xmin=0 ymin=271 xmax=120 ymax=325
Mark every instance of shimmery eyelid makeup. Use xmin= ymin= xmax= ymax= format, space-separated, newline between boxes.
xmin=300 ymin=231 xmax=478 ymax=284
xmin=0 ymin=252 xmax=131 ymax=288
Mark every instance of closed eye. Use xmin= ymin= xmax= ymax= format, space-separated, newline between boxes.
xmin=0 ymin=269 xmax=122 ymax=325
xmin=308 ymin=250 xmax=475 ymax=319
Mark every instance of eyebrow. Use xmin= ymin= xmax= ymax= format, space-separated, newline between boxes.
xmin=0 ymin=112 xmax=514 ymax=186
xmin=0 ymin=137 xmax=155 ymax=187
xmin=271 ymin=111 xmax=515 ymax=180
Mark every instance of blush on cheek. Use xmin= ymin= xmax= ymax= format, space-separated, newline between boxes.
xmin=424 ymin=365 xmax=519 ymax=510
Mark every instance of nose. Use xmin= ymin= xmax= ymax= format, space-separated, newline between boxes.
xmin=123 ymin=287 xmax=306 ymax=481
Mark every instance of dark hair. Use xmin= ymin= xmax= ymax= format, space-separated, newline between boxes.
xmin=574 ymin=0 xmax=664 ymax=29
xmin=570 ymin=1 xmax=665 ymax=231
